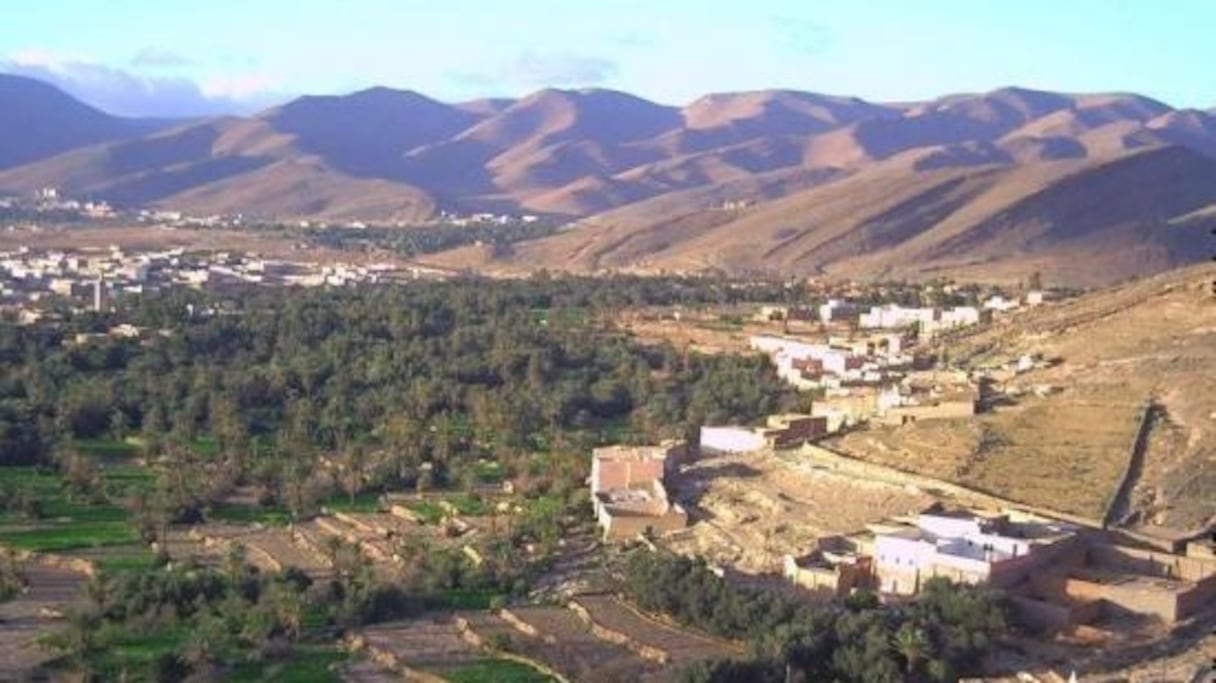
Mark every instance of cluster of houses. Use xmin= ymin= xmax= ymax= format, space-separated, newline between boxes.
xmin=748 ymin=333 xmax=979 ymax=430
xmin=0 ymin=246 xmax=433 ymax=315
xmin=746 ymin=293 xmax=1058 ymax=430
xmin=587 ymin=435 xmax=1216 ymax=631
xmin=434 ymin=210 xmax=542 ymax=226
xmin=0 ymin=187 xmax=117 ymax=219
xmin=590 ymin=413 xmax=838 ymax=541
xmin=783 ymin=507 xmax=1216 ymax=628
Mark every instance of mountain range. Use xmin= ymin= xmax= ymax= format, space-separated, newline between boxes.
xmin=2 ymin=73 xmax=1215 ymax=285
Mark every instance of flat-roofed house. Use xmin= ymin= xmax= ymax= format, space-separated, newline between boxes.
xmin=590 ymin=442 xmax=688 ymax=541
xmin=872 ymin=510 xmax=1080 ymax=595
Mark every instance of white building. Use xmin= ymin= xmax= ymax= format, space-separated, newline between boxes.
xmin=871 ymin=510 xmax=1078 ymax=595
xmin=859 ymin=305 xmax=937 ymax=330
xmin=700 ymin=426 xmax=768 ymax=454
xmin=983 ymin=295 xmax=1019 ymax=313
xmin=938 ymin=306 xmax=980 ymax=328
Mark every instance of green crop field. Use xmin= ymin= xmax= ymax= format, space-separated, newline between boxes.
xmin=445 ymin=659 xmax=557 ymax=683
xmin=0 ymin=467 xmax=141 ymax=553
xmin=229 ymin=646 xmax=348 ymax=682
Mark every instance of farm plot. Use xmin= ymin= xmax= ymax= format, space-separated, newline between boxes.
xmin=468 ymin=606 xmax=658 ymax=682
xmin=358 ymin=616 xmax=555 ymax=681
xmin=573 ymin=595 xmax=740 ymax=668
xmin=0 ymin=467 xmax=141 ymax=553
xmin=239 ymin=528 xmax=331 ymax=576
xmin=0 ymin=561 xmax=88 ymax=680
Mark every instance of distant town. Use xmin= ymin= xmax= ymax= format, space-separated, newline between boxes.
xmin=0 ymin=244 xmax=454 ymax=318
xmin=0 ymin=186 xmax=543 ymax=231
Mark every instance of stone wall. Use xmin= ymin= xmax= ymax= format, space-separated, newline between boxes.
xmin=874 ymin=400 xmax=976 ymax=426
xmin=1010 ymin=595 xmax=1100 ymax=632
xmin=602 ymin=508 xmax=688 ymax=542
xmin=1088 ymin=543 xmax=1216 ymax=583
xmin=797 ymin=443 xmax=1104 ymax=529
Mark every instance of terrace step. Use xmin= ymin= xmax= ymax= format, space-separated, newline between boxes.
xmin=499 ymin=605 xmax=658 ymax=680
xmin=570 ymin=595 xmax=741 ymax=667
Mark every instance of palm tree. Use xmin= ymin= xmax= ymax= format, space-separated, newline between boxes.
xmin=82 ymin=574 xmax=109 ymax=615
xmin=892 ymin=622 xmax=931 ymax=679
xmin=43 ymin=609 xmax=101 ymax=674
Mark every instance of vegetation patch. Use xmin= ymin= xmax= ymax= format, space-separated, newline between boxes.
xmin=445 ymin=658 xmax=557 ymax=683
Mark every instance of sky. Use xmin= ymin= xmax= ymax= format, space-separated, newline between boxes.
xmin=1 ymin=0 xmax=1214 ymax=118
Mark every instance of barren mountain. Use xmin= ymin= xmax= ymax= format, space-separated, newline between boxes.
xmin=493 ymin=146 xmax=1216 ymax=286
xmin=0 ymin=74 xmax=167 ymax=170
xmin=2 ymin=76 xmax=1216 ymax=283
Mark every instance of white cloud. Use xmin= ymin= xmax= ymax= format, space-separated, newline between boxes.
xmin=131 ymin=47 xmax=193 ymax=68
xmin=1 ymin=49 xmax=287 ymax=118
xmin=510 ymin=51 xmax=618 ymax=86
xmin=448 ymin=51 xmax=619 ymax=94
xmin=200 ymin=73 xmax=276 ymax=100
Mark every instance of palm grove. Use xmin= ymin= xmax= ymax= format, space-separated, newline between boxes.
xmin=0 ymin=274 xmax=1012 ymax=680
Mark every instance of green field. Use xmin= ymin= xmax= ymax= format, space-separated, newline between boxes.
xmin=0 ymin=467 xmax=141 ymax=553
xmin=438 ymin=589 xmax=505 ymax=611
xmin=229 ymin=645 xmax=348 ymax=682
xmin=321 ymin=491 xmax=383 ymax=513
xmin=0 ymin=522 xmax=138 ymax=553
xmin=445 ymin=659 xmax=557 ymax=683
xmin=74 ymin=438 xmax=141 ymax=461
xmin=207 ymin=502 xmax=292 ymax=525
xmin=407 ymin=493 xmax=490 ymax=524
xmin=89 ymin=628 xmax=347 ymax=682
xmin=474 ymin=461 xmax=506 ymax=484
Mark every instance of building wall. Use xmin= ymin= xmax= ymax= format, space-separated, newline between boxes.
xmin=1099 ymin=581 xmax=1184 ymax=623
xmin=700 ymin=427 xmax=767 ymax=454
xmin=1088 ymin=543 xmax=1216 ymax=583
xmin=987 ymin=536 xmax=1085 ymax=589
xmin=601 ymin=508 xmax=688 ymax=541
xmin=876 ymin=400 xmax=975 ymax=426
xmin=765 ymin=414 xmax=828 ymax=447
xmin=1186 ymin=541 xmax=1216 ymax=561
xmin=1010 ymin=595 xmax=1101 ymax=631
xmin=1176 ymin=574 xmax=1216 ymax=620
xmin=784 ymin=556 xmax=871 ymax=596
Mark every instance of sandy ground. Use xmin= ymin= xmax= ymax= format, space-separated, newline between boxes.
xmin=665 ymin=448 xmax=933 ymax=574
xmin=618 ymin=309 xmax=828 ymax=355
xmin=0 ymin=224 xmax=416 ymax=267
xmin=0 ymin=561 xmax=86 ymax=679
xmin=829 ymin=391 xmax=1142 ymax=521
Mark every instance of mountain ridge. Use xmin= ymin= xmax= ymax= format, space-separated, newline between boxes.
xmin=1 ymin=74 xmax=1214 ymax=284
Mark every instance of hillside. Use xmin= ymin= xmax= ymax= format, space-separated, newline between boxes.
xmin=831 ymin=264 xmax=1216 ymax=535
xmin=494 ymin=146 xmax=1216 ymax=286
xmin=3 ymin=78 xmax=1216 ymax=282
xmin=0 ymin=74 xmax=165 ymax=170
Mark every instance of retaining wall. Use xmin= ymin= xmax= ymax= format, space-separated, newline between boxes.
xmin=796 ymin=443 xmax=1104 ymax=529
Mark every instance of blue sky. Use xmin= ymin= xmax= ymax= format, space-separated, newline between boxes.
xmin=2 ymin=0 xmax=1213 ymax=117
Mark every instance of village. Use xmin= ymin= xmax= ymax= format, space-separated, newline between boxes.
xmin=0 ymin=244 xmax=451 ymax=319
xmin=587 ymin=290 xmax=1216 ymax=681
xmin=0 ymin=261 xmax=1210 ymax=682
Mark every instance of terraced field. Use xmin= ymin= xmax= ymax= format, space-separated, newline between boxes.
xmin=358 ymin=617 xmax=555 ymax=681
xmin=232 ymin=528 xmax=333 ymax=576
xmin=573 ymin=595 xmax=741 ymax=668
xmin=0 ymin=561 xmax=87 ymax=680
xmin=489 ymin=606 xmax=659 ymax=682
